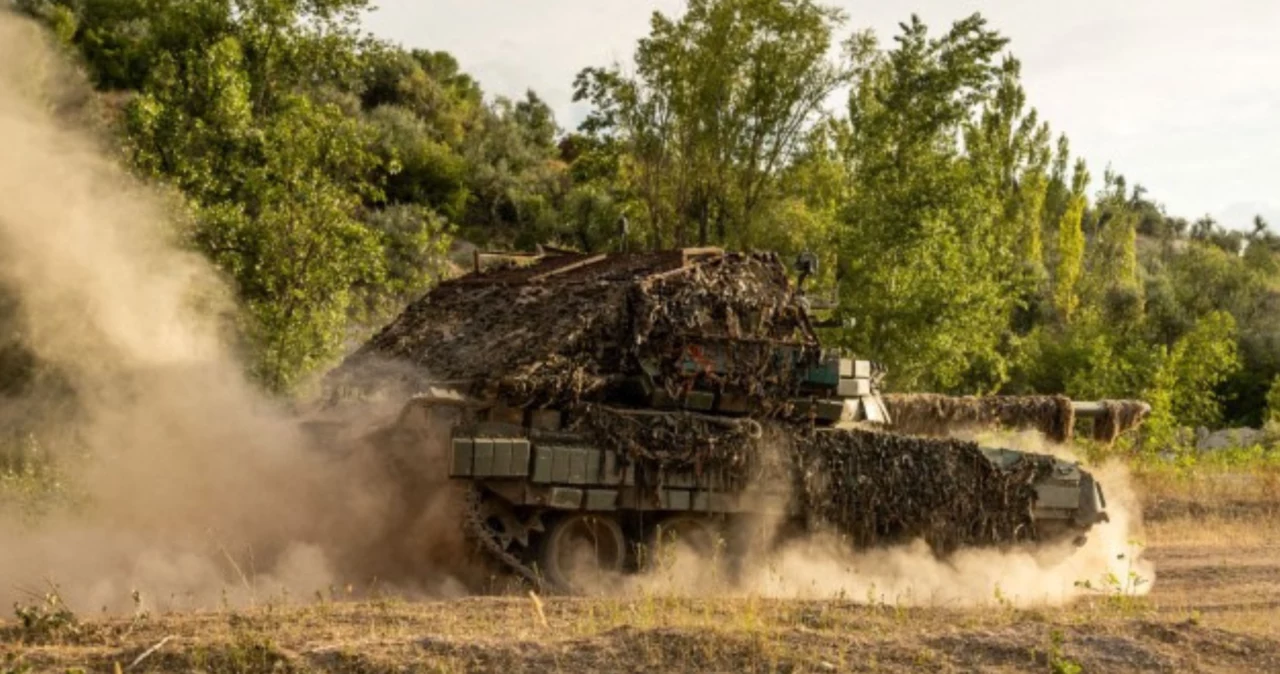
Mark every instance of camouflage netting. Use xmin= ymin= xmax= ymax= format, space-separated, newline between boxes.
xmin=882 ymin=394 xmax=1076 ymax=444
xmin=1090 ymin=399 xmax=1151 ymax=444
xmin=328 ymin=251 xmax=818 ymax=408
xmin=327 ymin=248 xmax=1153 ymax=559
xmin=627 ymin=252 xmax=817 ymax=408
xmin=789 ymin=427 xmax=1046 ymax=553
xmin=882 ymin=394 xmax=1151 ymax=446
xmin=570 ymin=405 xmax=767 ymax=477
xmin=566 ymin=408 xmax=1046 ymax=554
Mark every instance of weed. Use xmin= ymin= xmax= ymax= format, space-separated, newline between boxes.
xmin=993 ymin=583 xmax=1017 ymax=614
xmin=1134 ymin=442 xmax=1280 ymax=509
xmin=189 ymin=630 xmax=294 ymax=673
xmin=1045 ymin=629 xmax=1082 ymax=674
xmin=1072 ymin=539 xmax=1151 ymax=616
xmin=796 ymin=605 xmax=830 ymax=631
xmin=1 ymin=652 xmax=33 ymax=674
xmin=12 ymin=586 xmax=78 ymax=643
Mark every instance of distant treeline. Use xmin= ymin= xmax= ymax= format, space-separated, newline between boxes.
xmin=9 ymin=0 xmax=1280 ymax=445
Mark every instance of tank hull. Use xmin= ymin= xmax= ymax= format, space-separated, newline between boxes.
xmin=416 ymin=396 xmax=1111 ymax=593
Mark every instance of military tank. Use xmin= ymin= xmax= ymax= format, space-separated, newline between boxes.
xmin=328 ymin=247 xmax=1150 ymax=593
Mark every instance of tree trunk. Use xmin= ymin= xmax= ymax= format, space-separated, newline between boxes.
xmin=714 ymin=196 xmax=728 ymax=244
xmin=698 ymin=190 xmax=710 ymax=247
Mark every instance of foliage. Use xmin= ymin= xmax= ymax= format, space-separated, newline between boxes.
xmin=572 ymin=0 xmax=856 ymax=249
xmin=7 ymin=0 xmax=1280 ymax=440
xmin=12 ymin=588 xmax=79 ymax=644
xmin=1141 ymin=311 xmax=1241 ymax=449
xmin=1052 ymin=160 xmax=1088 ymax=322
xmin=1132 ymin=441 xmax=1280 ymax=506
xmin=835 ymin=14 xmax=1040 ymax=392
xmin=1265 ymin=375 xmax=1280 ymax=425
xmin=460 ymin=91 xmax=568 ymax=247
xmin=18 ymin=0 xmax=456 ymax=391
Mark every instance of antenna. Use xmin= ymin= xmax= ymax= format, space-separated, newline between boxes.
xmin=617 ymin=215 xmax=630 ymax=253
xmin=794 ymin=251 xmax=839 ymax=311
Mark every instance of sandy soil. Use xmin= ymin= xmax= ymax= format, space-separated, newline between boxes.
xmin=2 ymin=513 xmax=1278 ymax=673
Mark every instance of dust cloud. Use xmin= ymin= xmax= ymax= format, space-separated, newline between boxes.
xmin=748 ymin=460 xmax=1152 ymax=608
xmin=628 ymin=429 xmax=1155 ymax=608
xmin=0 ymin=11 xmax=475 ymax=615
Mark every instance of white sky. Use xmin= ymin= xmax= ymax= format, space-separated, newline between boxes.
xmin=362 ymin=0 xmax=1280 ymax=230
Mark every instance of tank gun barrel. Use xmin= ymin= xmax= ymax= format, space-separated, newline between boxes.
xmin=878 ymin=394 xmax=1152 ymax=445
xmin=1070 ymin=400 xmax=1152 ymax=418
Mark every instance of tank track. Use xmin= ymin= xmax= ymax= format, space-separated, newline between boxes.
xmin=462 ymin=483 xmax=546 ymax=590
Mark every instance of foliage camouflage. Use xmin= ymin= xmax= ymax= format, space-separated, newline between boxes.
xmin=344 ymin=249 xmax=1119 ymax=564
xmin=331 ymin=251 xmax=818 ymax=408
xmin=883 ymin=394 xmax=1077 ymax=445
xmin=789 ymin=426 xmax=1046 ymax=553
xmin=572 ymin=406 xmax=1050 ymax=555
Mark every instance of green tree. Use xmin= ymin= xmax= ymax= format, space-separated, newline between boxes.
xmin=963 ymin=56 xmax=1052 ymax=276
xmin=360 ymin=47 xmax=483 ymax=147
xmin=1084 ymin=169 xmax=1144 ymax=325
xmin=1053 ymin=159 xmax=1089 ymax=322
xmin=573 ymin=0 xmax=855 ymax=248
xmin=835 ymin=14 xmax=1028 ymax=391
xmin=1153 ymin=240 xmax=1280 ymax=425
xmin=1142 ymin=311 xmax=1240 ymax=447
xmin=365 ymin=104 xmax=469 ymax=218
xmin=1265 ymin=374 xmax=1280 ymax=425
xmin=18 ymin=0 xmax=1280 ymax=435
xmin=461 ymin=91 xmax=568 ymax=247
xmin=27 ymin=0 xmax=456 ymax=390
xmin=153 ymin=95 xmax=387 ymax=390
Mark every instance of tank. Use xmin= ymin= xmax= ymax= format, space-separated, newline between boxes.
xmin=328 ymin=248 xmax=1151 ymax=593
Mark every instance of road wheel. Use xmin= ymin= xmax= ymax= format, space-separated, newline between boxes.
xmin=538 ymin=512 xmax=626 ymax=594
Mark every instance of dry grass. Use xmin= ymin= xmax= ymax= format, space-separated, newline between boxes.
xmin=1127 ymin=458 xmax=1280 ymax=644
xmin=3 ymin=456 xmax=1280 ymax=673
xmin=1131 ymin=445 xmax=1280 ymax=519
xmin=4 ymin=590 xmax=1278 ymax=673
xmin=3 ymin=501 xmax=1279 ymax=673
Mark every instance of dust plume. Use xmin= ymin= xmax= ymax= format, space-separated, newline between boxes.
xmin=628 ymin=429 xmax=1155 ymax=608
xmin=0 ymin=11 xmax=473 ymax=614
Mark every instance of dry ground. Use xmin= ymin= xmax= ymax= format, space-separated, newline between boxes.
xmin=3 ymin=481 xmax=1279 ymax=673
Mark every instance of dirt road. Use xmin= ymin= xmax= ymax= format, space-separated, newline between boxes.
xmin=3 ymin=512 xmax=1278 ymax=673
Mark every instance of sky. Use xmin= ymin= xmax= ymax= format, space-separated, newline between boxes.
xmin=362 ymin=0 xmax=1280 ymax=230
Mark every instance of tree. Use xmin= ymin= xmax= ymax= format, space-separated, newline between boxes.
xmin=963 ymin=56 xmax=1052 ymax=276
xmin=835 ymin=14 xmax=1028 ymax=392
xmin=365 ymin=104 xmax=469 ymax=218
xmin=1053 ymin=159 xmax=1088 ymax=322
xmin=29 ymin=0 xmax=455 ymax=391
xmin=460 ymin=91 xmax=568 ymax=246
xmin=1142 ymin=311 xmax=1240 ymax=447
xmin=1266 ymin=374 xmax=1280 ymax=425
xmin=573 ymin=0 xmax=856 ymax=248
xmin=1086 ymin=170 xmax=1144 ymax=326
xmin=360 ymin=47 xmax=483 ymax=147
xmin=18 ymin=0 xmax=1280 ymax=435
xmin=143 ymin=94 xmax=388 ymax=390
